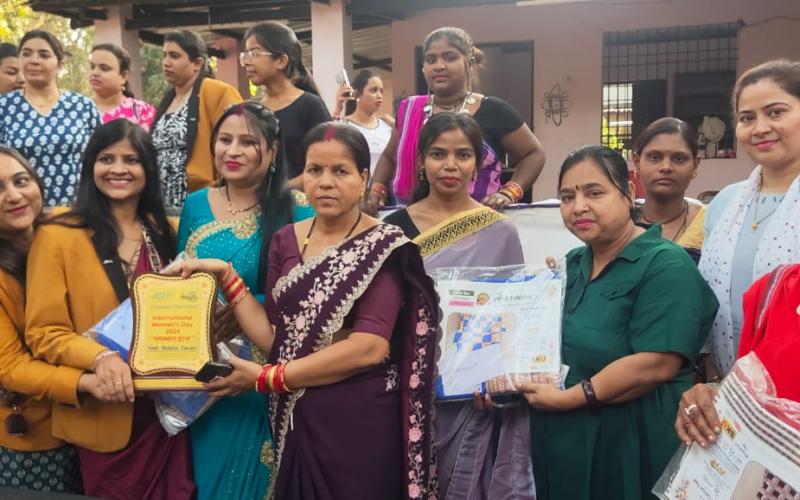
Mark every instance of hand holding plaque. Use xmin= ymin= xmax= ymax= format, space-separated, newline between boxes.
xmin=129 ymin=272 xmax=217 ymax=391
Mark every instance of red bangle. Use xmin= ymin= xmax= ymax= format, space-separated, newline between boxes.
xmin=230 ymin=287 xmax=249 ymax=308
xmin=221 ymin=262 xmax=233 ymax=284
xmin=224 ymin=280 xmax=245 ymax=303
xmin=505 ymin=180 xmax=523 ymax=193
xmin=370 ymin=182 xmax=388 ymax=199
xmin=256 ymin=364 xmax=272 ymax=393
xmin=227 ymin=282 xmax=248 ymax=302
xmin=501 ymin=181 xmax=524 ymax=202
xmin=267 ymin=366 xmax=279 ymax=392
xmin=222 ymin=275 xmax=242 ymax=294
xmin=273 ymin=363 xmax=293 ymax=393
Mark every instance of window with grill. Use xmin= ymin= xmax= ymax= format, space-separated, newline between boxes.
xmin=601 ymin=23 xmax=740 ymax=160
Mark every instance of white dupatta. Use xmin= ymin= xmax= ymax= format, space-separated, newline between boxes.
xmin=699 ymin=166 xmax=800 ymax=373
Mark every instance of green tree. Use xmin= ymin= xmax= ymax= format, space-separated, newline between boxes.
xmin=141 ymin=43 xmax=168 ymax=105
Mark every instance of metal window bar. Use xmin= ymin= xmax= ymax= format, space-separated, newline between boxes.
xmin=601 ymin=22 xmax=740 ymax=159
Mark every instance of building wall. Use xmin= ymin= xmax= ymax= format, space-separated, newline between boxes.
xmin=390 ymin=0 xmax=800 ymax=200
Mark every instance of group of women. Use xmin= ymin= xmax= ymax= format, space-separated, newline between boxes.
xmin=0 ymin=19 xmax=799 ymax=500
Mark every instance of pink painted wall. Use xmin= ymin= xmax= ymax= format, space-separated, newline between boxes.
xmin=94 ymin=5 xmax=143 ymax=99
xmin=389 ymin=0 xmax=800 ymax=200
xmin=212 ymin=37 xmax=249 ymax=99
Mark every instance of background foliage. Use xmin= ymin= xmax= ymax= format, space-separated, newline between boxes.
xmin=1 ymin=0 xmax=169 ymax=104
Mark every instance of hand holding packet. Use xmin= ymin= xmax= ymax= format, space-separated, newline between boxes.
xmin=653 ymin=352 xmax=800 ymax=499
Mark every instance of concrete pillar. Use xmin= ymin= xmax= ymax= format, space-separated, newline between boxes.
xmin=310 ymin=0 xmax=353 ymax=110
xmin=94 ymin=5 xmax=143 ymax=99
xmin=213 ymin=37 xmax=249 ymax=98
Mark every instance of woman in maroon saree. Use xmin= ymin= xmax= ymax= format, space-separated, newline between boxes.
xmin=173 ymin=123 xmax=439 ymax=500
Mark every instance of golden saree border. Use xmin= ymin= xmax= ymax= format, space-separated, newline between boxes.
xmin=677 ymin=204 xmax=707 ymax=250
xmin=412 ymin=206 xmax=506 ymax=258
xmin=184 ymin=212 xmax=259 ymax=257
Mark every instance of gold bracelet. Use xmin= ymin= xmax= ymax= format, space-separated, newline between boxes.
xmin=92 ymin=350 xmax=118 ymax=371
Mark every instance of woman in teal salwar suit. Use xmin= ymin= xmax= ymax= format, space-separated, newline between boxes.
xmin=177 ymin=102 xmax=308 ymax=499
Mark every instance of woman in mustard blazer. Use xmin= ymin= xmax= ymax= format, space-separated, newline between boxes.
xmin=0 ymin=146 xmax=105 ymax=492
xmin=152 ymin=30 xmax=243 ymax=211
xmin=25 ymin=120 xmax=194 ymax=499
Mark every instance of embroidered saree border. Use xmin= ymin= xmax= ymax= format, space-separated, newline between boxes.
xmin=266 ymin=224 xmax=411 ymax=499
xmin=413 ymin=207 xmax=505 ymax=258
xmin=184 ymin=212 xmax=259 ymax=257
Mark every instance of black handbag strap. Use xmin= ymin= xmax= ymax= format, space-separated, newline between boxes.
xmin=90 ymin=232 xmax=129 ymax=303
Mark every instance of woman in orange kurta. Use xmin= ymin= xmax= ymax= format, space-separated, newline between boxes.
xmin=0 ymin=146 xmax=104 ymax=492
xmin=25 ymin=120 xmax=193 ymax=499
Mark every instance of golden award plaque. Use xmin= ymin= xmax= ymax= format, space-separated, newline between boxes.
xmin=129 ymin=272 xmax=217 ymax=391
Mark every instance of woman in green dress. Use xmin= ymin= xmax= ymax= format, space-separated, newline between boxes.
xmin=517 ymin=145 xmax=719 ymax=499
xmin=177 ymin=102 xmax=298 ymax=499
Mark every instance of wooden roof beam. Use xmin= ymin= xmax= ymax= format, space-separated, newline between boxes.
xmin=125 ymin=6 xmax=309 ymax=30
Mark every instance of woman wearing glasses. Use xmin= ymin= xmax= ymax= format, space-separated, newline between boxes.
xmin=241 ymin=22 xmax=331 ymax=191
xmin=152 ymin=30 xmax=242 ymax=211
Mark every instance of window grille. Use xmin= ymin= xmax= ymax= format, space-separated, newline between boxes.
xmin=601 ymin=22 xmax=740 ymax=160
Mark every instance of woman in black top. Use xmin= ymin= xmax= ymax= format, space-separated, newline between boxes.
xmin=367 ymin=26 xmax=546 ymax=211
xmin=241 ymin=22 xmax=331 ymax=190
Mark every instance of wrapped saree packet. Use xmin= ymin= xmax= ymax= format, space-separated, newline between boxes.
xmin=653 ymin=352 xmax=800 ymax=499
xmin=429 ymin=263 xmax=565 ymax=401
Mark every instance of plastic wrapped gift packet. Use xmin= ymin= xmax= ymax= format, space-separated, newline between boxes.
xmin=429 ymin=263 xmax=566 ymax=401
xmin=653 ymin=352 xmax=800 ymax=500
xmin=83 ymin=298 xmax=134 ymax=361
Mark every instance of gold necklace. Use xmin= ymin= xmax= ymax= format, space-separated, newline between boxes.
xmin=225 ymin=186 xmax=259 ymax=216
xmin=23 ymin=88 xmax=59 ymax=112
xmin=751 ymin=195 xmax=782 ymax=231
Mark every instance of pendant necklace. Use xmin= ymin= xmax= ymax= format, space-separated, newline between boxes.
xmin=225 ymin=185 xmax=259 ymax=216
xmin=751 ymin=174 xmax=784 ymax=231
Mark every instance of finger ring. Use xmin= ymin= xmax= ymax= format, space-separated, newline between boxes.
xmin=684 ymin=403 xmax=699 ymax=417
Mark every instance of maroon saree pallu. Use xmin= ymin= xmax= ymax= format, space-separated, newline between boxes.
xmin=267 ymin=224 xmax=439 ymax=500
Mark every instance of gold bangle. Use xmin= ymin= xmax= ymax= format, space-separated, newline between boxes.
xmin=92 ymin=350 xmax=118 ymax=371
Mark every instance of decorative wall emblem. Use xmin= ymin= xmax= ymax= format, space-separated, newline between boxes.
xmin=542 ymin=84 xmax=571 ymax=126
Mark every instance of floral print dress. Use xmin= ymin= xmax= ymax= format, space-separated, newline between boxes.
xmin=0 ymin=90 xmax=100 ymax=206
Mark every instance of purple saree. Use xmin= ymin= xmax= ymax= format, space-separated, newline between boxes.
xmin=413 ymin=207 xmax=536 ymax=500
xmin=264 ymin=223 xmax=439 ymax=500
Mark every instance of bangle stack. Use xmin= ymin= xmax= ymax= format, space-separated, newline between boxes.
xmin=370 ymin=182 xmax=388 ymax=202
xmin=497 ymin=181 xmax=524 ymax=204
xmin=222 ymin=265 xmax=249 ymax=307
xmin=255 ymin=363 xmax=293 ymax=394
